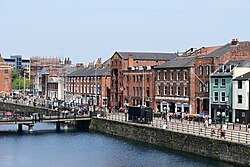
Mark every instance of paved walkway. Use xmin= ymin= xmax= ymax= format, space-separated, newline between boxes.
xmin=102 ymin=112 xmax=250 ymax=144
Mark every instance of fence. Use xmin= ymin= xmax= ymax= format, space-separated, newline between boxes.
xmin=103 ymin=112 xmax=250 ymax=144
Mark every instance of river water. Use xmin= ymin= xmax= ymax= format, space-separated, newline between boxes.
xmin=0 ymin=123 xmax=236 ymax=167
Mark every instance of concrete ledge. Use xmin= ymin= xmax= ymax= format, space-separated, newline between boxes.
xmin=89 ymin=118 xmax=250 ymax=167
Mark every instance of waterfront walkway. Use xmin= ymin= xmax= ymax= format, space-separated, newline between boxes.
xmin=102 ymin=112 xmax=250 ymax=144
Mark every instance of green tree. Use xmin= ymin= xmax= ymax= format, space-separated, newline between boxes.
xmin=12 ymin=70 xmax=30 ymax=89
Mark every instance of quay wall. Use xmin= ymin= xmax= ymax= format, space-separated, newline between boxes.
xmin=89 ymin=118 xmax=250 ymax=166
xmin=0 ymin=102 xmax=55 ymax=114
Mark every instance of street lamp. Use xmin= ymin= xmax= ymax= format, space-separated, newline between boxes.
xmin=217 ymin=111 xmax=226 ymax=129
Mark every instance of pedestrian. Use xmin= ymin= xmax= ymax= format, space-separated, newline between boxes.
xmin=204 ymin=119 xmax=208 ymax=129
xmin=162 ymin=108 xmax=166 ymax=120
xmin=221 ymin=124 xmax=227 ymax=139
xmin=169 ymin=113 xmax=172 ymax=122
xmin=211 ymin=124 xmax=216 ymax=136
xmin=247 ymin=123 xmax=250 ymax=133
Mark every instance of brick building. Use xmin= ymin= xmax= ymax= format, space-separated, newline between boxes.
xmin=66 ymin=58 xmax=110 ymax=110
xmin=0 ymin=55 xmax=12 ymax=96
xmin=194 ymin=39 xmax=250 ymax=114
xmin=110 ymin=52 xmax=177 ymax=110
xmin=154 ymin=56 xmax=196 ymax=113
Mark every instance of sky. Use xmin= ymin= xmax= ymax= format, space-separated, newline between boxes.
xmin=0 ymin=0 xmax=250 ymax=64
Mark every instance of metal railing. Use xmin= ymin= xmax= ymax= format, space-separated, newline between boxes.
xmin=102 ymin=112 xmax=250 ymax=144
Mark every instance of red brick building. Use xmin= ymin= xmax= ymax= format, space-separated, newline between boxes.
xmin=154 ymin=56 xmax=196 ymax=113
xmin=193 ymin=39 xmax=250 ymax=114
xmin=0 ymin=55 xmax=12 ymax=96
xmin=153 ymin=39 xmax=250 ymax=114
xmin=66 ymin=58 xmax=110 ymax=110
xmin=110 ymin=52 xmax=177 ymax=110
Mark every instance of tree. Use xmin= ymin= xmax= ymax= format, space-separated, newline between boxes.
xmin=12 ymin=70 xmax=30 ymax=90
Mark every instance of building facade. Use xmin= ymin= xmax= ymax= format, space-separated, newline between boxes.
xmin=66 ymin=58 xmax=110 ymax=110
xmin=154 ymin=56 xmax=196 ymax=113
xmin=110 ymin=52 xmax=177 ymax=110
xmin=0 ymin=55 xmax=12 ymax=96
xmin=232 ymin=71 xmax=250 ymax=124
xmin=193 ymin=39 xmax=250 ymax=115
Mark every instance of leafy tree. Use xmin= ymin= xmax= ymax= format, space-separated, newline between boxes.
xmin=12 ymin=70 xmax=30 ymax=89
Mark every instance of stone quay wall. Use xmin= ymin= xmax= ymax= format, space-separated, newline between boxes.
xmin=89 ymin=118 xmax=250 ymax=166
xmin=0 ymin=102 xmax=55 ymax=115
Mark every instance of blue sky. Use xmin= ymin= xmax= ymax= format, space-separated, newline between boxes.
xmin=0 ymin=0 xmax=250 ymax=64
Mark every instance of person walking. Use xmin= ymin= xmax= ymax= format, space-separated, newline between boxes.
xmin=221 ymin=123 xmax=227 ymax=139
xmin=247 ymin=123 xmax=250 ymax=133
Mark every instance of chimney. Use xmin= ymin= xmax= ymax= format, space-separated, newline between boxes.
xmin=128 ymin=54 xmax=133 ymax=67
xmin=88 ymin=61 xmax=95 ymax=68
xmin=76 ymin=63 xmax=84 ymax=69
xmin=231 ymin=38 xmax=239 ymax=45
xmin=95 ymin=58 xmax=102 ymax=68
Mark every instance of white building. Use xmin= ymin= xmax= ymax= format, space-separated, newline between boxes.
xmin=232 ymin=70 xmax=250 ymax=123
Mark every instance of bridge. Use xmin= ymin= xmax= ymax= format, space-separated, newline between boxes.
xmin=0 ymin=101 xmax=91 ymax=132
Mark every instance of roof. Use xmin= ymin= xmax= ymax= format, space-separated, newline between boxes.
xmin=211 ymin=60 xmax=250 ymax=77
xmin=234 ymin=71 xmax=250 ymax=81
xmin=155 ymin=56 xmax=195 ymax=69
xmin=67 ymin=66 xmax=110 ymax=77
xmin=204 ymin=42 xmax=249 ymax=58
xmin=117 ymin=52 xmax=177 ymax=61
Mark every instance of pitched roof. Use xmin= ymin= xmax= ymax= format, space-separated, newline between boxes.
xmin=67 ymin=66 xmax=110 ymax=77
xmin=117 ymin=52 xmax=177 ymax=61
xmin=155 ymin=56 xmax=195 ymax=69
xmin=211 ymin=60 xmax=250 ymax=77
xmin=204 ymin=42 xmax=249 ymax=58
xmin=234 ymin=71 xmax=250 ymax=81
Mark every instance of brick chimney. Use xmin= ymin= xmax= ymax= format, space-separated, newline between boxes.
xmin=128 ymin=54 xmax=133 ymax=67
xmin=231 ymin=39 xmax=239 ymax=45
xmin=88 ymin=61 xmax=95 ymax=68
xmin=76 ymin=63 xmax=84 ymax=69
xmin=95 ymin=58 xmax=102 ymax=68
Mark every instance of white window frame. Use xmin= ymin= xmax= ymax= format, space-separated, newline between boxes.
xmin=214 ymin=92 xmax=219 ymax=102
xmin=221 ymin=79 xmax=226 ymax=87
xmin=221 ymin=91 xmax=226 ymax=102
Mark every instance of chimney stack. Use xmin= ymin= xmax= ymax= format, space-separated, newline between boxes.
xmin=231 ymin=38 xmax=239 ymax=45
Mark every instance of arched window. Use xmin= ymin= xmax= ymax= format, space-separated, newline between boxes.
xmin=199 ymin=65 xmax=203 ymax=75
xmin=206 ymin=65 xmax=210 ymax=75
xmin=206 ymin=82 xmax=209 ymax=92
xmin=199 ymin=82 xmax=203 ymax=92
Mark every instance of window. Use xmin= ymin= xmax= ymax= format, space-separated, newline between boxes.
xmin=126 ymin=87 xmax=129 ymax=96
xmin=157 ymin=71 xmax=160 ymax=80
xmin=170 ymin=71 xmax=174 ymax=80
xmin=199 ymin=82 xmax=203 ymax=92
xmin=176 ymin=71 xmax=180 ymax=80
xmin=183 ymin=71 xmax=187 ymax=80
xmin=4 ymin=78 xmax=8 ymax=84
xmin=221 ymin=92 xmax=226 ymax=102
xmin=127 ymin=75 xmax=129 ymax=82
xmin=238 ymin=95 xmax=242 ymax=104
xmin=158 ymin=84 xmax=161 ymax=95
xmin=214 ymin=79 xmax=218 ymax=86
xmin=84 ymin=85 xmax=86 ymax=93
xmin=206 ymin=82 xmax=209 ymax=92
xmin=238 ymin=80 xmax=242 ymax=89
xmin=184 ymin=86 xmax=187 ymax=96
xmin=177 ymin=86 xmax=180 ymax=96
xmin=4 ymin=69 xmax=8 ymax=74
xmin=214 ymin=92 xmax=219 ymax=102
xmin=164 ymin=85 xmax=167 ymax=95
xmin=164 ymin=71 xmax=167 ymax=80
xmin=146 ymin=87 xmax=150 ymax=97
xmin=133 ymin=87 xmax=136 ymax=96
xmin=221 ymin=79 xmax=226 ymax=87
xmin=199 ymin=65 xmax=203 ymax=75
xmin=170 ymin=85 xmax=174 ymax=95
xmin=206 ymin=65 xmax=210 ymax=75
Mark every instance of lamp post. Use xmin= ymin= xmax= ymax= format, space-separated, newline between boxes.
xmin=217 ymin=110 xmax=226 ymax=129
